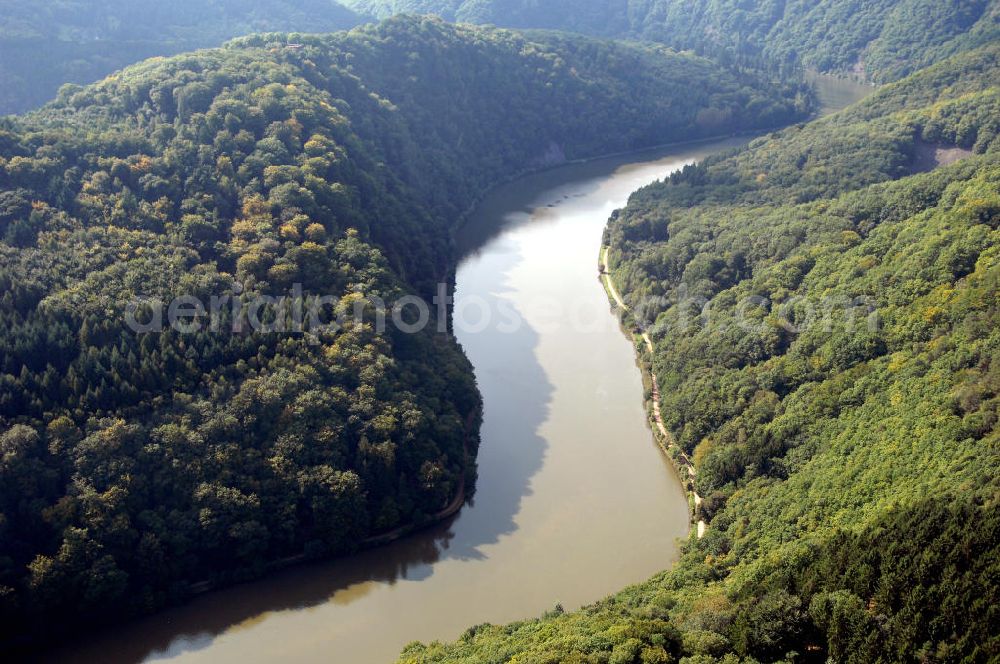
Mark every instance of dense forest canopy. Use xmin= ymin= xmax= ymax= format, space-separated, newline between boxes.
xmin=0 ymin=15 xmax=808 ymax=648
xmin=402 ymin=42 xmax=1000 ymax=663
xmin=0 ymin=0 xmax=370 ymax=115
xmin=351 ymin=0 xmax=1000 ymax=83
xmin=7 ymin=0 xmax=996 ymax=114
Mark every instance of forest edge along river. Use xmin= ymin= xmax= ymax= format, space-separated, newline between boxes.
xmin=47 ymin=75 xmax=870 ymax=664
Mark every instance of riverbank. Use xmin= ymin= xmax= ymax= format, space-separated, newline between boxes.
xmin=600 ymin=246 xmax=707 ymax=539
xmin=52 ymin=136 xmax=704 ymax=664
xmin=197 ymin=134 xmax=768 ymax=605
xmin=181 ymin=408 xmax=479 ymax=597
xmin=450 ymin=121 xmax=813 ymax=241
xmin=591 ymin=73 xmax=875 ymax=543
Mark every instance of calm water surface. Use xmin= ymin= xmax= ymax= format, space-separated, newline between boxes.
xmin=54 ymin=77 xmax=869 ymax=664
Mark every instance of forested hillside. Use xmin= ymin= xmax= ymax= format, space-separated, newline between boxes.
xmin=401 ymin=43 xmax=1000 ymax=663
xmin=0 ymin=0 xmax=369 ymax=115
xmin=352 ymin=0 xmax=1000 ymax=83
xmin=9 ymin=0 xmax=994 ymax=114
xmin=7 ymin=0 xmax=997 ymax=114
xmin=0 ymin=15 xmax=808 ymax=648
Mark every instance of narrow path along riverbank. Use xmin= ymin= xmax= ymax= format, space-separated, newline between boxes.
xmin=55 ymin=141 xmax=724 ymax=664
xmin=43 ymin=76 xmax=871 ymax=664
xmin=592 ymin=74 xmax=875 ymax=544
xmin=600 ymin=246 xmax=707 ymax=539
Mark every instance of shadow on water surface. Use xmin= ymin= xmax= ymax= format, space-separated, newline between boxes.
xmin=455 ymin=143 xmax=724 ymax=258
xmin=45 ymin=183 xmax=554 ymax=664
xmin=42 ymin=76 xmax=875 ymax=664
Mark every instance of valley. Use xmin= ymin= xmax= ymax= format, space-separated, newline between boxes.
xmin=1 ymin=3 xmax=997 ymax=663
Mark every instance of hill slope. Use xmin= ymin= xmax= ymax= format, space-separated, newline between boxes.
xmin=0 ymin=0 xmax=370 ymax=115
xmin=401 ymin=42 xmax=1000 ymax=664
xmin=0 ymin=15 xmax=807 ymax=648
xmin=351 ymin=0 xmax=1000 ymax=82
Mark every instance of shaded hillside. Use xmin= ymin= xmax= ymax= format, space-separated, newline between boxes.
xmin=0 ymin=15 xmax=807 ymax=648
xmin=352 ymin=0 xmax=1000 ymax=82
xmin=401 ymin=43 xmax=1000 ymax=664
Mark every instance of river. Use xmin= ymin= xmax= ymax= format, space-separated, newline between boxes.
xmin=51 ymin=77 xmax=869 ymax=664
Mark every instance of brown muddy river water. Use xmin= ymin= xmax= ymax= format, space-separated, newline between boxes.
xmin=53 ymin=78 xmax=869 ymax=664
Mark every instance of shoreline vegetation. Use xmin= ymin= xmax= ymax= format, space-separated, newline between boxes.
xmin=149 ymin=123 xmax=815 ymax=609
xmin=600 ymin=246 xmax=708 ymax=539
xmin=450 ymin=129 xmax=801 ymax=241
xmin=125 ymin=106 xmax=808 ymax=611
xmin=598 ymin=245 xmax=708 ymax=539
xmin=184 ymin=408 xmax=479 ymax=596
xmin=2 ymin=2 xmax=995 ymax=661
xmin=589 ymin=73 xmax=875 ymax=544
xmin=187 ymin=115 xmax=847 ymax=601
xmin=404 ymin=40 xmax=1000 ymax=663
xmin=82 ymin=125 xmax=822 ymax=651
xmin=0 ymin=15 xmax=812 ymax=654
